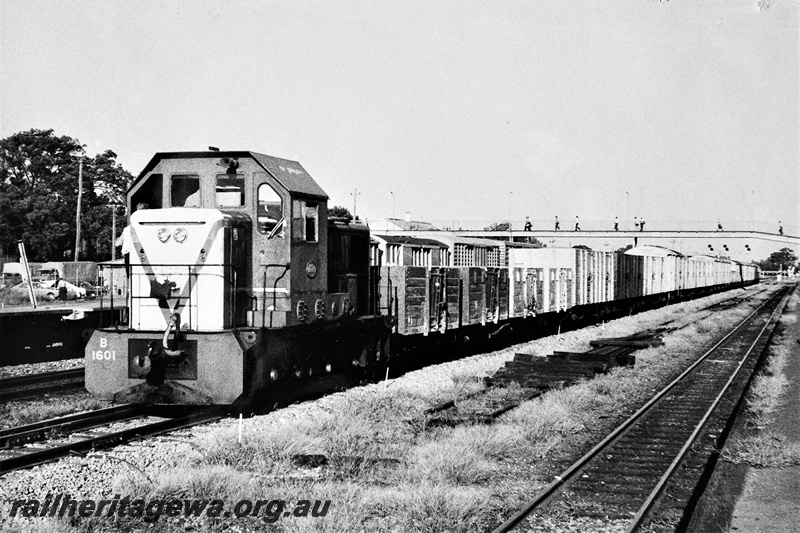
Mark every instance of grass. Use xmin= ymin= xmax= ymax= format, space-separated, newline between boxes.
xmin=367 ymin=482 xmax=487 ymax=533
xmin=19 ymin=284 xmax=777 ymax=532
xmin=721 ymin=432 xmax=800 ymax=468
xmin=745 ymin=345 xmax=790 ymax=427
xmin=1 ymin=397 xmax=107 ymax=427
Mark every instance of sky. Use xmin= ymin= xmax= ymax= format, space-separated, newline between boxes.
xmin=1 ymin=0 xmax=797 ymax=233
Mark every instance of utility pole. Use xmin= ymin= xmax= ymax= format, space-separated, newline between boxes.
xmin=626 ymin=191 xmax=629 ymax=230
xmin=18 ymin=241 xmax=37 ymax=308
xmin=111 ymin=205 xmax=117 ymax=261
xmin=351 ymin=188 xmax=361 ymax=218
xmin=74 ymin=158 xmax=83 ymax=261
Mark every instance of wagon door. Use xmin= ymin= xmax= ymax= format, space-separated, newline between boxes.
xmin=468 ymin=267 xmax=485 ymax=324
xmin=511 ymin=268 xmax=525 ymax=317
xmin=428 ymin=268 xmax=447 ymax=333
xmin=485 ymin=268 xmax=500 ymax=323
xmin=560 ymin=268 xmax=571 ymax=310
xmin=524 ymin=269 xmax=538 ymax=315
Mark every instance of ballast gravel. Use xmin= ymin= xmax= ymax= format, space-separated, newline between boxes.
xmin=0 ymin=358 xmax=84 ymax=379
xmin=0 ymin=286 xmax=767 ymax=531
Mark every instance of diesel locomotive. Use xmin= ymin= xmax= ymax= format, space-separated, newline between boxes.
xmin=85 ymin=150 xmax=759 ymax=413
xmin=86 ymin=151 xmax=390 ymax=413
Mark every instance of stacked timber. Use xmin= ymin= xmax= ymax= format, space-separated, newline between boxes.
xmin=487 ymin=329 xmax=664 ymax=390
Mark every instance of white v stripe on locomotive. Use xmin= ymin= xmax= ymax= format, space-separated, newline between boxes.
xmin=129 ymin=218 xmax=227 ymax=327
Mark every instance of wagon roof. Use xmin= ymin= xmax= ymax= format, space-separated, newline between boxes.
xmin=132 ymin=151 xmax=328 ymax=199
xmin=625 ymin=245 xmax=684 ymax=257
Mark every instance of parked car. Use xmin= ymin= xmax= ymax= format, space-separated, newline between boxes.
xmin=38 ymin=279 xmax=87 ymax=299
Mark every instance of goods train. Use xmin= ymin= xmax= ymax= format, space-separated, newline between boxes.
xmin=85 ymin=150 xmax=759 ymax=413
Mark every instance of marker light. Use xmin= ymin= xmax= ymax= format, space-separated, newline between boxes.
xmin=173 ymin=228 xmax=188 ymax=243
xmin=157 ymin=228 xmax=171 ymax=243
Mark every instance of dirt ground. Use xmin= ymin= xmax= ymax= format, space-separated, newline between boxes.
xmin=688 ymin=283 xmax=800 ymax=533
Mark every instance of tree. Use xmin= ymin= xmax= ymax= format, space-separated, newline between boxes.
xmin=0 ymin=129 xmax=133 ymax=261
xmin=756 ymin=247 xmax=798 ymax=271
xmin=485 ymin=222 xmax=511 ymax=231
xmin=513 ymin=235 xmax=545 ymax=247
xmin=328 ymin=205 xmax=353 ymax=221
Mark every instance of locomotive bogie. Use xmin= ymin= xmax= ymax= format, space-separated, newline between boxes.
xmin=231 ymin=316 xmax=389 ymax=411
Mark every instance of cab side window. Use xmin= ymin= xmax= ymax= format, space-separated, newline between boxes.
xmin=171 ymin=175 xmax=200 ymax=207
xmin=304 ymin=202 xmax=318 ymax=242
xmin=257 ymin=183 xmax=283 ymax=234
xmin=293 ymin=200 xmax=318 ymax=242
xmin=216 ymin=174 xmax=245 ymax=207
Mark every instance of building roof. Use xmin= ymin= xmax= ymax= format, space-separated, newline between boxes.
xmin=373 ymin=234 xmax=445 ymax=247
xmin=383 ymin=218 xmax=440 ymax=231
xmin=130 ymin=151 xmax=328 ymax=199
xmin=409 ymin=231 xmax=505 ymax=248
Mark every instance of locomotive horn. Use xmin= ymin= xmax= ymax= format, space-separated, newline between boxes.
xmin=217 ymin=157 xmax=239 ymax=173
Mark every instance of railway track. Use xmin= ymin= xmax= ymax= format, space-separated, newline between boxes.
xmin=425 ymin=287 xmax=767 ymax=432
xmin=0 ymin=368 xmax=85 ymax=402
xmin=493 ymin=283 xmax=793 ymax=533
xmin=0 ymin=285 xmax=771 ymax=479
xmin=0 ymin=404 xmax=224 ymax=474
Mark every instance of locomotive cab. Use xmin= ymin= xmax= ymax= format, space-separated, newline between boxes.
xmin=124 ymin=151 xmax=337 ymax=329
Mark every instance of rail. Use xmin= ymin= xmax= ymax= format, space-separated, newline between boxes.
xmin=492 ymin=284 xmax=792 ymax=532
xmin=0 ymin=368 xmax=85 ymax=402
xmin=0 ymin=405 xmax=225 ymax=474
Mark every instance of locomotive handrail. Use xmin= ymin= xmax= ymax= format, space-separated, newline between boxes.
xmin=261 ymin=263 xmax=290 ymax=328
xmin=98 ymin=262 xmax=129 ymax=332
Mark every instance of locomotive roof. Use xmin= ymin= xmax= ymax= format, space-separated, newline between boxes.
xmin=132 ymin=151 xmax=328 ymax=199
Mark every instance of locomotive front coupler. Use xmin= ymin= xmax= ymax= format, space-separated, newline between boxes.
xmin=132 ymin=313 xmax=188 ymax=381
xmin=161 ymin=313 xmax=186 ymax=357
